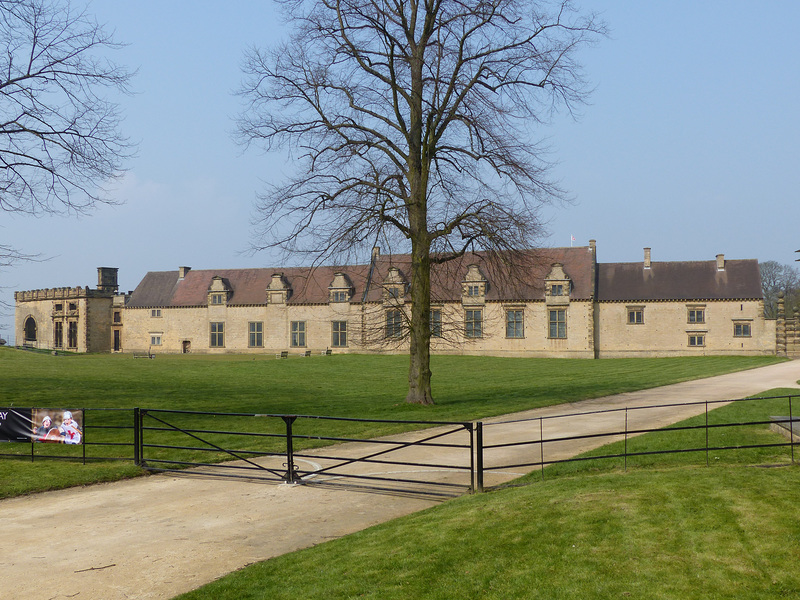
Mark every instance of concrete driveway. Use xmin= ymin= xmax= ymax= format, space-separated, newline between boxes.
xmin=2 ymin=360 xmax=798 ymax=600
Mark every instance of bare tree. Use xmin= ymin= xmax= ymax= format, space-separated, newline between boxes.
xmin=238 ymin=0 xmax=604 ymax=404
xmin=0 ymin=0 xmax=134 ymax=264
xmin=761 ymin=260 xmax=800 ymax=318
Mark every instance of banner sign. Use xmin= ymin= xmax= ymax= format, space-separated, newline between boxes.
xmin=0 ymin=408 xmax=83 ymax=444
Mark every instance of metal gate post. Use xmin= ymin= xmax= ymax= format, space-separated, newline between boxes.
xmin=789 ymin=396 xmax=795 ymax=465
xmin=82 ymin=408 xmax=87 ymax=465
xmin=475 ymin=422 xmax=484 ymax=493
xmin=283 ymin=416 xmax=299 ymax=483
xmin=133 ymin=408 xmax=143 ymax=467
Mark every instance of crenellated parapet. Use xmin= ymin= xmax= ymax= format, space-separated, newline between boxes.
xmin=14 ymin=286 xmax=114 ymax=302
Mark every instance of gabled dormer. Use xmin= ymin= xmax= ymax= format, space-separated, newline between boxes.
xmin=461 ymin=264 xmax=487 ymax=305
xmin=382 ymin=267 xmax=407 ymax=305
xmin=266 ymin=273 xmax=292 ymax=304
xmin=329 ymin=272 xmax=354 ymax=303
xmin=208 ymin=276 xmax=232 ymax=306
xmin=545 ymin=263 xmax=571 ymax=305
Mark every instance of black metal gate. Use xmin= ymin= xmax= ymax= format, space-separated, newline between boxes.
xmin=136 ymin=409 xmax=478 ymax=498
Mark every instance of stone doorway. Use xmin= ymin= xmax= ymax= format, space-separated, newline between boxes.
xmin=182 ymin=340 xmax=191 ymax=354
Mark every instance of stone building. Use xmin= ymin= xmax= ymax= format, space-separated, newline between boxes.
xmin=14 ymin=243 xmax=782 ymax=357
xmin=14 ymin=268 xmax=120 ymax=353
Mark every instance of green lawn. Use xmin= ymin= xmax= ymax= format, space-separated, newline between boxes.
xmin=175 ymin=389 xmax=800 ymax=600
xmin=0 ymin=348 xmax=785 ymax=497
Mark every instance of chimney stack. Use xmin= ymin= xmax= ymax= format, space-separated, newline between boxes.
xmin=644 ymin=248 xmax=651 ymax=269
xmin=97 ymin=267 xmax=119 ymax=293
xmin=716 ymin=254 xmax=725 ymax=271
xmin=178 ymin=266 xmax=191 ymax=279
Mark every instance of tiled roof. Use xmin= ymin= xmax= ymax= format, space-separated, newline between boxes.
xmin=126 ymin=249 xmax=763 ymax=309
xmin=126 ymin=247 xmax=597 ymax=308
xmin=596 ymin=259 xmax=763 ymax=302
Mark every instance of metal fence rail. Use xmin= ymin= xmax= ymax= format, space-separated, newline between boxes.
xmin=478 ymin=394 xmax=798 ymax=486
xmin=6 ymin=394 xmax=797 ymax=497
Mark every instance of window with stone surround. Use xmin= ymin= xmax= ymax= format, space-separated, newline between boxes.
xmin=688 ymin=333 xmax=705 ymax=347
xmin=385 ymin=309 xmax=403 ymax=338
xmin=733 ymin=322 xmax=752 ymax=337
xmin=506 ymin=309 xmax=524 ymax=338
xmin=291 ymin=321 xmax=306 ymax=347
xmin=548 ymin=309 xmax=567 ymax=339
xmin=249 ymin=322 xmax=264 ymax=347
xmin=465 ymin=309 xmax=483 ymax=338
xmin=332 ymin=321 xmax=347 ymax=347
xmin=687 ymin=307 xmax=705 ymax=324
xmin=627 ymin=307 xmax=644 ymax=324
xmin=430 ymin=308 xmax=442 ymax=338
xmin=67 ymin=321 xmax=78 ymax=348
xmin=210 ymin=322 xmax=224 ymax=347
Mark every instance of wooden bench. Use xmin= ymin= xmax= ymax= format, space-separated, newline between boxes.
xmin=321 ymin=348 xmax=332 ymax=356
xmin=133 ymin=351 xmax=154 ymax=359
xmin=275 ymin=350 xmax=288 ymax=359
xmin=301 ymin=350 xmax=312 ymax=357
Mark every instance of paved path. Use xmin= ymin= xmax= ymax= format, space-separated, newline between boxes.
xmin=2 ymin=360 xmax=798 ymax=600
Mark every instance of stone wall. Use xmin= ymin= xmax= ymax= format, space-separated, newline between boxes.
xmin=596 ymin=299 xmax=775 ymax=358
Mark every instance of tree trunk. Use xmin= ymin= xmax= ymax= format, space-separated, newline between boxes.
xmin=405 ymin=235 xmax=434 ymax=405
xmin=404 ymin=39 xmax=434 ymax=405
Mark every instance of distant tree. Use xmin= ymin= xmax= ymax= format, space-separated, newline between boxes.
xmin=761 ymin=260 xmax=800 ymax=318
xmin=0 ymin=0 xmax=134 ymax=266
xmin=238 ymin=0 xmax=604 ymax=404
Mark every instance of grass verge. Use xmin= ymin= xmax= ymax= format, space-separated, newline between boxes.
xmin=175 ymin=389 xmax=800 ymax=600
xmin=0 ymin=349 xmax=786 ymax=498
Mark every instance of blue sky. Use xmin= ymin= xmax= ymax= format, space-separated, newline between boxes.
xmin=1 ymin=0 xmax=798 ymax=341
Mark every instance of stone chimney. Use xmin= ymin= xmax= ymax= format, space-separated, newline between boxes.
xmin=97 ymin=267 xmax=119 ymax=293
xmin=644 ymin=248 xmax=651 ymax=269
xmin=716 ymin=254 xmax=725 ymax=271
xmin=178 ymin=266 xmax=191 ymax=279
xmin=372 ymin=246 xmax=380 ymax=261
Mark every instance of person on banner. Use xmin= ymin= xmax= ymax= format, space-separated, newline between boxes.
xmin=58 ymin=411 xmax=82 ymax=445
xmin=34 ymin=415 xmax=53 ymax=441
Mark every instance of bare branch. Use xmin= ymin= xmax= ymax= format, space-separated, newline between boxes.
xmin=238 ymin=0 xmax=605 ymax=402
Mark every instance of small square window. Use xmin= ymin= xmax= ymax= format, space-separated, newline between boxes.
xmin=210 ymin=293 xmax=225 ymax=305
xmin=688 ymin=309 xmax=705 ymax=324
xmin=550 ymin=284 xmax=564 ymax=296
xmin=733 ymin=322 xmax=751 ymax=337
xmin=627 ymin=308 xmax=644 ymax=324
xmin=387 ymin=287 xmax=401 ymax=299
xmin=151 ymin=309 xmax=162 ymax=318
xmin=688 ymin=334 xmax=705 ymax=347
xmin=68 ymin=302 xmax=77 ymax=311
xmin=150 ymin=335 xmax=162 ymax=346
xmin=331 ymin=291 xmax=349 ymax=303
xmin=467 ymin=284 xmax=481 ymax=297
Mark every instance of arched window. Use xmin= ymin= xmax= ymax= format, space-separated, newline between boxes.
xmin=24 ymin=316 xmax=37 ymax=342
